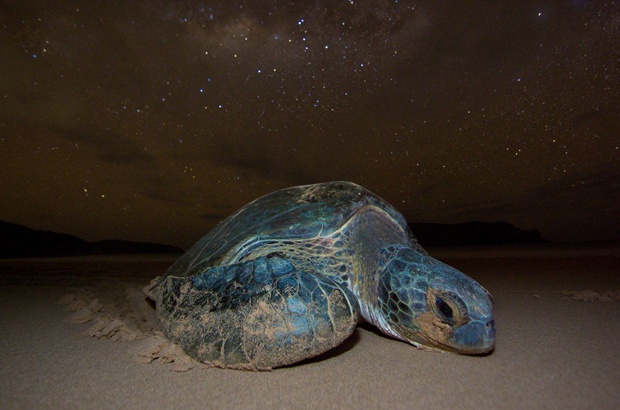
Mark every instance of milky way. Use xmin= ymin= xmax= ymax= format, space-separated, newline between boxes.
xmin=0 ymin=1 xmax=618 ymax=246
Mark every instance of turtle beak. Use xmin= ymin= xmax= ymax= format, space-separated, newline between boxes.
xmin=450 ymin=318 xmax=495 ymax=354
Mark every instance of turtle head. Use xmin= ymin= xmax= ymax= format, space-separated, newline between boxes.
xmin=373 ymin=246 xmax=495 ymax=354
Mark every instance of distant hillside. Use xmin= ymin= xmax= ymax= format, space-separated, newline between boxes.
xmin=409 ymin=221 xmax=547 ymax=247
xmin=0 ymin=219 xmax=546 ymax=258
xmin=0 ymin=221 xmax=184 ymax=258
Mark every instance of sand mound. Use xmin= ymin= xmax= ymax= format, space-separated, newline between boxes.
xmin=561 ymin=289 xmax=620 ymax=302
xmin=58 ymin=280 xmax=199 ymax=371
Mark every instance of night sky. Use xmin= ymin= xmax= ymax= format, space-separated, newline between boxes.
xmin=1 ymin=1 xmax=618 ymax=248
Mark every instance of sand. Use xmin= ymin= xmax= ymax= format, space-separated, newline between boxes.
xmin=0 ymin=247 xmax=619 ymax=409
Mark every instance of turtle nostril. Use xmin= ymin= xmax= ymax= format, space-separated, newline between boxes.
xmin=486 ymin=320 xmax=496 ymax=340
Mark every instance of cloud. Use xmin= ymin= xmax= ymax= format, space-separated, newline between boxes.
xmin=61 ymin=129 xmax=157 ymax=165
xmin=97 ymin=147 xmax=156 ymax=165
xmin=428 ymin=161 xmax=620 ymax=241
xmin=143 ymin=191 xmax=193 ymax=206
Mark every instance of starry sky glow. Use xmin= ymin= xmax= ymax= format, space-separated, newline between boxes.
xmin=1 ymin=1 xmax=619 ymax=247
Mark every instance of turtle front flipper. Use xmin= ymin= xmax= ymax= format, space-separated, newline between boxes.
xmin=153 ymin=254 xmax=359 ymax=370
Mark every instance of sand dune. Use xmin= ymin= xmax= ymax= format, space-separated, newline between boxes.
xmin=1 ymin=246 xmax=618 ymax=409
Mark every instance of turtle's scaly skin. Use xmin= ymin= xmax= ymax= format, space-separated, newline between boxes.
xmin=146 ymin=182 xmax=495 ymax=370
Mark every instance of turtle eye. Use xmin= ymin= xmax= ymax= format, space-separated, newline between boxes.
xmin=426 ymin=289 xmax=469 ymax=327
xmin=435 ymin=297 xmax=453 ymax=320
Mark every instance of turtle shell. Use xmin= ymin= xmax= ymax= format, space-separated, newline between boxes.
xmin=161 ymin=181 xmax=420 ymax=283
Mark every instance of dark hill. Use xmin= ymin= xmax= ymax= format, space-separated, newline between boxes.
xmin=0 ymin=221 xmax=183 ymax=258
xmin=409 ymin=221 xmax=547 ymax=247
xmin=1 ymin=219 xmax=546 ymax=258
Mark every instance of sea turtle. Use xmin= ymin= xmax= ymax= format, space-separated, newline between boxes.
xmin=145 ymin=181 xmax=495 ymax=370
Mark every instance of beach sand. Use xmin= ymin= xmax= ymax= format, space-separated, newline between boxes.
xmin=1 ymin=246 xmax=618 ymax=409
